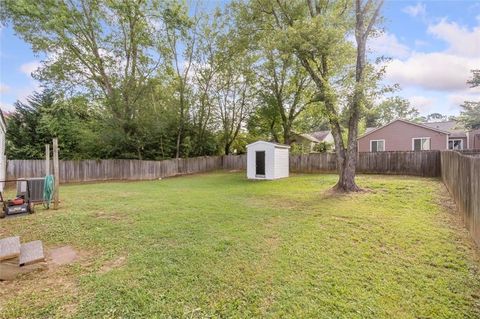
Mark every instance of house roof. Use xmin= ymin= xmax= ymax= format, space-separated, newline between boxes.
xmin=298 ymin=133 xmax=320 ymax=143
xmin=310 ymin=130 xmax=331 ymax=142
xmin=358 ymin=119 xmax=451 ymax=139
xmin=246 ymin=140 xmax=290 ymax=149
xmin=422 ymin=121 xmax=466 ymax=138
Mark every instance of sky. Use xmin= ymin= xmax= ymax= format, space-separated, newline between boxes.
xmin=0 ymin=0 xmax=479 ymax=117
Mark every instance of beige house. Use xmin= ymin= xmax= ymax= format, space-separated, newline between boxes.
xmin=291 ymin=133 xmax=320 ymax=153
xmin=291 ymin=130 xmax=335 ymax=153
xmin=311 ymin=130 xmax=334 ymax=145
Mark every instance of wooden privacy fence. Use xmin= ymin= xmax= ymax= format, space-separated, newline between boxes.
xmin=222 ymin=155 xmax=247 ymax=170
xmin=7 ymin=157 xmax=223 ymax=183
xmin=441 ymin=151 xmax=480 ymax=246
xmin=290 ymin=151 xmax=441 ymax=177
xmin=357 ymin=151 xmax=441 ymax=177
xmin=290 ymin=153 xmax=337 ymax=172
xmin=7 ymin=150 xmax=441 ymax=183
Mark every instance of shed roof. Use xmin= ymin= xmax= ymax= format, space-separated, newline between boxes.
xmin=246 ymin=141 xmax=290 ymax=149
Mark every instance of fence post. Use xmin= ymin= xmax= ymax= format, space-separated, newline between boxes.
xmin=45 ymin=144 xmax=50 ymax=176
xmin=53 ymin=138 xmax=60 ymax=210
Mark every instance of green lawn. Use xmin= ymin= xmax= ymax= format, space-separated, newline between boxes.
xmin=0 ymin=173 xmax=479 ymax=318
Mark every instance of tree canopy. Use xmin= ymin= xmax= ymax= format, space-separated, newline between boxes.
xmin=5 ymin=0 xmax=465 ymax=190
xmin=458 ymin=70 xmax=480 ymax=130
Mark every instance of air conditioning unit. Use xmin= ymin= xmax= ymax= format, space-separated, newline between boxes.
xmin=16 ymin=178 xmax=45 ymax=203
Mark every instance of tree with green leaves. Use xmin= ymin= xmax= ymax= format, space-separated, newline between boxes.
xmin=255 ymin=48 xmax=316 ymax=145
xmin=214 ymin=54 xmax=256 ymax=155
xmin=162 ymin=2 xmax=199 ymax=158
xmin=6 ymin=90 xmax=95 ymax=159
xmin=235 ymin=0 xmax=383 ymax=191
xmin=2 ymin=0 xmax=176 ymax=159
xmin=458 ymin=70 xmax=480 ymax=130
xmin=365 ymin=96 xmax=420 ymax=127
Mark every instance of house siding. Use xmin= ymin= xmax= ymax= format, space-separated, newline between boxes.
xmin=358 ymin=120 xmax=448 ymax=152
xmin=468 ymin=129 xmax=480 ymax=149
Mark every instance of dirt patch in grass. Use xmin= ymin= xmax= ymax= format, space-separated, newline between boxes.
xmin=0 ymin=246 xmax=85 ymax=282
xmin=0 ymin=246 xmax=91 ymax=318
xmin=320 ymin=186 xmax=372 ymax=199
xmin=98 ymin=256 xmax=127 ymax=274
xmin=48 ymin=246 xmax=79 ymax=266
xmin=0 ymin=261 xmax=47 ymax=281
xmin=92 ymin=211 xmax=128 ymax=222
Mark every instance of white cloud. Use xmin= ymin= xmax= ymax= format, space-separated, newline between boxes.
xmin=0 ymin=81 xmax=41 ymax=112
xmin=408 ymin=95 xmax=435 ymax=113
xmin=369 ymin=32 xmax=410 ymax=58
xmin=19 ymin=61 xmax=41 ymax=77
xmin=403 ymin=3 xmax=426 ymax=18
xmin=0 ymin=102 xmax=14 ymax=112
xmin=0 ymin=84 xmax=10 ymax=93
xmin=448 ymin=91 xmax=480 ymax=108
xmin=386 ymin=52 xmax=480 ymax=91
xmin=384 ymin=19 xmax=480 ymax=96
xmin=414 ymin=39 xmax=429 ymax=47
xmin=427 ymin=19 xmax=480 ymax=57
xmin=17 ymin=82 xmax=41 ymax=103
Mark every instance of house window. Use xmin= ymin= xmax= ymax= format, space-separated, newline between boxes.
xmin=448 ymin=139 xmax=463 ymax=150
xmin=413 ymin=137 xmax=430 ymax=151
xmin=370 ymin=140 xmax=385 ymax=152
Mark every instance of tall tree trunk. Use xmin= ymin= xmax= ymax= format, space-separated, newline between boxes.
xmin=283 ymin=130 xmax=289 ymax=145
xmin=175 ymin=130 xmax=182 ymax=158
xmin=175 ymin=88 xmax=185 ymax=159
xmin=334 ymin=0 xmax=383 ymax=192
xmin=224 ymin=142 xmax=231 ymax=155
xmin=265 ymin=0 xmax=383 ymax=192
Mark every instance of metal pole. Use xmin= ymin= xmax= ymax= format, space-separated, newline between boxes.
xmin=53 ymin=138 xmax=59 ymax=210
xmin=45 ymin=144 xmax=50 ymax=176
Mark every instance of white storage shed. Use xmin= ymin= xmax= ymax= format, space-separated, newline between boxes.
xmin=246 ymin=141 xmax=290 ymax=180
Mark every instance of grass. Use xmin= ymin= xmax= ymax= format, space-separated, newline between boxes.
xmin=0 ymin=172 xmax=479 ymax=318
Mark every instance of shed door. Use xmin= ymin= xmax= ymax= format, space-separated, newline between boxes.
xmin=255 ymin=151 xmax=265 ymax=176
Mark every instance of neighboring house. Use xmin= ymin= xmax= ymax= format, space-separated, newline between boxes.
xmin=291 ymin=133 xmax=320 ymax=153
xmin=310 ymin=130 xmax=334 ymax=145
xmin=357 ymin=119 xmax=480 ymax=152
xmin=469 ymin=128 xmax=480 ymax=149
xmin=291 ymin=130 xmax=335 ymax=153
xmin=423 ymin=121 xmax=480 ymax=150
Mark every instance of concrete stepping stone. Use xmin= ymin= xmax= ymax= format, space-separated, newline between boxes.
xmin=19 ymin=240 xmax=45 ymax=266
xmin=0 ymin=236 xmax=21 ymax=261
